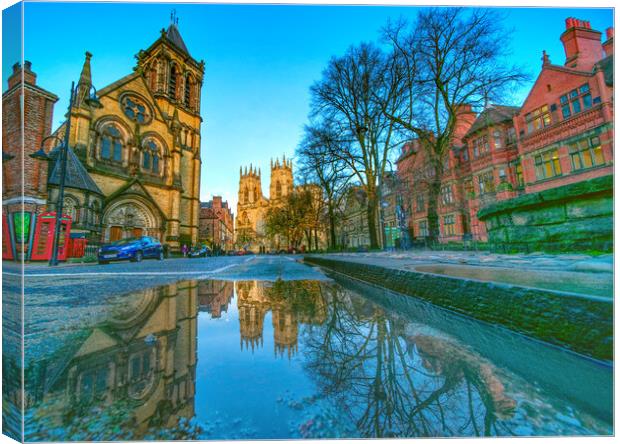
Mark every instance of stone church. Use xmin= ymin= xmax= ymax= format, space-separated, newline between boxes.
xmin=48 ymin=19 xmax=203 ymax=250
xmin=235 ymin=156 xmax=294 ymax=252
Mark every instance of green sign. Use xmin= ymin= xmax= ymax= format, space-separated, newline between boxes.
xmin=13 ymin=212 xmax=31 ymax=243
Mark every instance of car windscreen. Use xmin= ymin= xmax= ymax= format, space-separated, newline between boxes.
xmin=111 ymin=238 xmax=139 ymax=246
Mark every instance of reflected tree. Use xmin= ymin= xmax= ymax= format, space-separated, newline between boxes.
xmin=301 ymin=284 xmax=516 ymax=438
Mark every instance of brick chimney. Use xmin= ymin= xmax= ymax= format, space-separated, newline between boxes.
xmin=7 ymin=61 xmax=38 ymax=90
xmin=603 ymin=27 xmax=614 ymax=57
xmin=560 ymin=18 xmax=603 ymax=70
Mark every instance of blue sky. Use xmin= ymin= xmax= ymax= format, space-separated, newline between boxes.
xmin=3 ymin=2 xmax=613 ymax=213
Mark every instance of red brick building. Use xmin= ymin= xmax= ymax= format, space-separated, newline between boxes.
xmin=397 ymin=17 xmax=614 ymax=244
xmin=199 ymin=196 xmax=234 ymax=252
xmin=2 ymin=62 xmax=58 ymax=258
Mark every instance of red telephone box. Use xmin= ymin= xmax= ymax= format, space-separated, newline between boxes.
xmin=2 ymin=213 xmax=14 ymax=260
xmin=30 ymin=212 xmax=72 ymax=261
xmin=67 ymin=237 xmax=87 ymax=258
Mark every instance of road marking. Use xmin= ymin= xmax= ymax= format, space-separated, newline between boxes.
xmin=3 ymin=257 xmax=254 ymax=278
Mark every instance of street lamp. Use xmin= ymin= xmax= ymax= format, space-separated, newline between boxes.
xmin=29 ymin=135 xmax=64 ymax=162
xmin=34 ymin=81 xmax=101 ymax=266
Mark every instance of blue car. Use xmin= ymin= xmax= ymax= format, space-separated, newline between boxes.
xmin=98 ymin=236 xmax=164 ymax=264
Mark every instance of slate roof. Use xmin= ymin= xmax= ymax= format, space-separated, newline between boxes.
xmin=48 ymin=146 xmax=103 ymax=195
xmin=595 ymin=55 xmax=613 ymax=87
xmin=166 ymin=24 xmax=190 ymax=56
xmin=465 ymin=105 xmax=520 ymax=138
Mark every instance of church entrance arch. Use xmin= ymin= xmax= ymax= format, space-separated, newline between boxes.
xmin=102 ymin=198 xmax=162 ymax=243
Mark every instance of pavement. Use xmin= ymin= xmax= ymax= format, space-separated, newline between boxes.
xmin=304 ymin=251 xmax=613 ymax=298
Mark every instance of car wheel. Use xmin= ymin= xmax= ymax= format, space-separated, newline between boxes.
xmin=134 ymin=251 xmax=143 ymax=263
xmin=158 ymin=251 xmax=164 ymax=261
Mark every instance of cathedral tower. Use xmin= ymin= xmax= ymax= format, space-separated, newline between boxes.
xmin=269 ymin=155 xmax=293 ymax=203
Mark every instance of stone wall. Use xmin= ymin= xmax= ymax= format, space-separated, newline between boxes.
xmin=303 ymin=256 xmax=612 ymax=361
xmin=478 ymin=175 xmax=612 ymax=253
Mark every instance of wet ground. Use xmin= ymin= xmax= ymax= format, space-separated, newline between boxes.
xmin=316 ymin=252 xmax=613 ymax=298
xmin=413 ymin=264 xmax=613 ymax=298
xmin=3 ymin=256 xmax=613 ymax=440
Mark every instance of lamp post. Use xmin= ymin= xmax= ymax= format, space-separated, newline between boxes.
xmin=48 ymin=81 xmax=76 ymax=266
xmin=30 ymin=81 xmax=101 ymax=266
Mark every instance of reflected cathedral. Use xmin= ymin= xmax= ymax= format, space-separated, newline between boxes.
xmin=23 ymin=282 xmax=199 ymax=441
xmin=235 ymin=280 xmax=327 ymax=358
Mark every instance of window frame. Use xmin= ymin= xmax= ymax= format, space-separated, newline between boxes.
xmin=442 ymin=215 xmax=456 ymax=236
xmin=569 ymin=135 xmax=604 ymax=171
xmin=100 ymin=125 xmax=124 ymax=163
xmin=525 ymin=105 xmax=551 ymax=133
xmin=534 ymin=149 xmax=562 ymax=180
xmin=559 ymin=83 xmax=592 ymax=120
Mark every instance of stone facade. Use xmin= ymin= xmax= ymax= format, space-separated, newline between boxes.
xmin=199 ymin=196 xmax=234 ymax=252
xmin=396 ymin=17 xmax=614 ymax=248
xmin=478 ymin=175 xmax=612 ymax=253
xmin=51 ymin=22 xmax=204 ymax=251
xmin=235 ymin=156 xmax=296 ymax=252
xmin=4 ymin=21 xmax=204 ymax=254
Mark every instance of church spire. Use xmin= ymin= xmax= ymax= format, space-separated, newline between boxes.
xmin=75 ymin=51 xmax=92 ymax=108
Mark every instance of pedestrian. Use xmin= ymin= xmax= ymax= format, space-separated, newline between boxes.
xmin=182 ymin=244 xmax=188 ymax=257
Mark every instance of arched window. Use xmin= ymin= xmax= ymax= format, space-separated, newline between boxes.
xmin=100 ymin=125 xmax=123 ymax=162
xmin=243 ymin=187 xmax=249 ymax=203
xmin=184 ymin=74 xmax=193 ymax=108
xmin=156 ymin=60 xmax=165 ymax=92
xmin=168 ymin=64 xmax=178 ymax=98
xmin=149 ymin=61 xmax=158 ymax=91
xmin=142 ymin=139 xmax=160 ymax=174
xmin=92 ymin=201 xmax=100 ymax=225
xmin=64 ymin=196 xmax=79 ymax=223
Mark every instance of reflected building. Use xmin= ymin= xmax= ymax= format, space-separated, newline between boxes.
xmin=198 ymin=280 xmax=234 ymax=318
xmin=24 ymin=281 xmax=199 ymax=440
xmin=235 ymin=280 xmax=327 ymax=358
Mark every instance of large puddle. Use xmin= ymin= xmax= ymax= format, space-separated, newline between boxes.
xmin=10 ymin=276 xmax=613 ymax=440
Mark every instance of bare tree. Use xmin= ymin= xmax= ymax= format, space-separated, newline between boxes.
xmin=297 ymin=122 xmax=355 ymax=249
xmin=310 ymin=42 xmax=405 ymax=249
xmin=381 ymin=9 xmax=526 ymax=242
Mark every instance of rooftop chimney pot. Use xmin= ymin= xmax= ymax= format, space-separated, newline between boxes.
xmin=606 ymin=27 xmax=614 ymax=40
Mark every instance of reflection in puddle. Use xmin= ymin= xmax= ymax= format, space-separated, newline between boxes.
xmin=17 ymin=278 xmax=612 ymax=441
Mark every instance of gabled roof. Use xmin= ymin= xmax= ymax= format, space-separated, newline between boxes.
xmin=48 ymin=146 xmax=103 ymax=195
xmin=464 ymin=105 xmax=520 ymax=138
xmin=165 ymin=24 xmax=190 ymax=56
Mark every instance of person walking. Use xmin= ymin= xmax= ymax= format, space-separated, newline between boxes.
xmin=181 ymin=244 xmax=188 ymax=257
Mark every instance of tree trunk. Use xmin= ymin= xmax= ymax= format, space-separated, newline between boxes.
xmin=426 ymin=175 xmax=442 ymax=244
xmin=328 ymin=203 xmax=337 ymax=249
xmin=367 ymin=190 xmax=380 ymax=249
